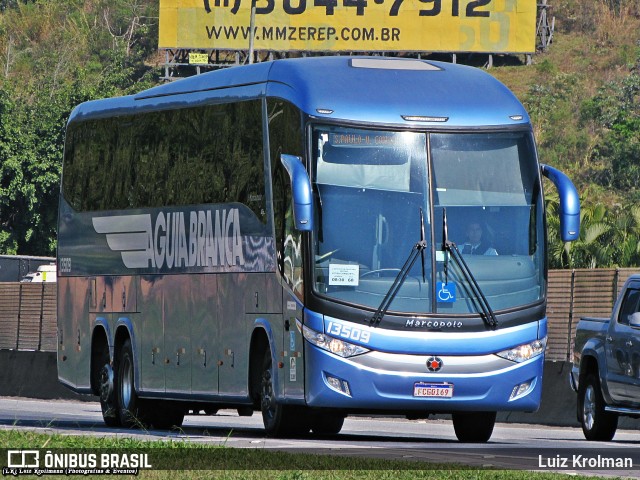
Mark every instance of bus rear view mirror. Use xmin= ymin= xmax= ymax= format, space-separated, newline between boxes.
xmin=541 ymin=164 xmax=580 ymax=242
xmin=281 ymin=154 xmax=314 ymax=231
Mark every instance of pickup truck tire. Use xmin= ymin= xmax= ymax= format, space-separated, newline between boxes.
xmin=579 ymin=373 xmax=618 ymax=441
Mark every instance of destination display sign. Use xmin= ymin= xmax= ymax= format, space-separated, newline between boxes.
xmin=159 ymin=0 xmax=536 ymax=53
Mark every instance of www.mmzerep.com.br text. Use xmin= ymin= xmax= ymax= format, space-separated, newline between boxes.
xmin=206 ymin=25 xmax=401 ymax=43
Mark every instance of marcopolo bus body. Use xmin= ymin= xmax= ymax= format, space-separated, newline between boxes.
xmin=57 ymin=56 xmax=580 ymax=441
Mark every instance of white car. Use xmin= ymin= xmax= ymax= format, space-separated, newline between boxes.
xmin=21 ymin=264 xmax=57 ymax=283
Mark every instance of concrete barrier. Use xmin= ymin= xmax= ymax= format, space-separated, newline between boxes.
xmin=0 ymin=350 xmax=90 ymax=402
xmin=2 ymin=350 xmax=639 ymax=430
xmin=0 ymin=350 xmax=585 ymax=426
xmin=497 ymin=360 xmax=579 ymax=427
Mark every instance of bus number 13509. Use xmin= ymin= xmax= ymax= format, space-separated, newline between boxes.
xmin=326 ymin=321 xmax=371 ymax=344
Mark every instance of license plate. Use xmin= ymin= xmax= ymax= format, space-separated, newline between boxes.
xmin=413 ymin=382 xmax=454 ymax=398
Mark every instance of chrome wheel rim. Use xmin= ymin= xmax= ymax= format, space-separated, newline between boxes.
xmin=121 ymin=355 xmax=132 ymax=409
xmin=583 ymin=384 xmax=596 ymax=431
xmin=261 ymin=365 xmax=275 ymax=421
xmin=99 ymin=364 xmax=114 ymax=403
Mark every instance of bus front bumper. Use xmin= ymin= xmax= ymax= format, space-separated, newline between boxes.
xmin=304 ymin=344 xmax=543 ymax=413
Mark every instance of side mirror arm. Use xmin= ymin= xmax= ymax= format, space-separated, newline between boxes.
xmin=280 ymin=154 xmax=314 ymax=231
xmin=541 ymin=164 xmax=580 ymax=242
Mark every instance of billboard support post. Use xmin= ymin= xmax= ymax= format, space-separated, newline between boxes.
xmin=248 ymin=2 xmax=256 ymax=65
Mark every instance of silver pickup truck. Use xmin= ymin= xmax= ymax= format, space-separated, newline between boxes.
xmin=571 ymin=273 xmax=640 ymax=440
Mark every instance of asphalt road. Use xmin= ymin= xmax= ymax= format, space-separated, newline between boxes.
xmin=1 ymin=397 xmax=640 ymax=476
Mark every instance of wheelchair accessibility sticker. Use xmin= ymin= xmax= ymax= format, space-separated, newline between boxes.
xmin=437 ymin=282 xmax=456 ymax=303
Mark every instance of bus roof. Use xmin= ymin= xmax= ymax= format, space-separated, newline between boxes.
xmin=69 ymin=56 xmax=529 ymax=128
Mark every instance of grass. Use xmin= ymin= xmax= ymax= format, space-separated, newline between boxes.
xmin=0 ymin=429 xmax=622 ymax=480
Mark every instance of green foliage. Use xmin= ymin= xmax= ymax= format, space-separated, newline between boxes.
xmin=0 ymin=0 xmax=638 ymax=267
xmin=557 ymin=0 xmax=640 ymax=34
xmin=524 ymin=73 xmax=591 ymax=174
xmin=0 ymin=0 xmax=159 ymax=255
xmin=529 ymin=14 xmax=640 ymax=268
xmin=580 ymin=65 xmax=640 ymax=192
xmin=0 ymin=0 xmax=32 ymax=12
xmin=547 ymin=196 xmax=640 ymax=269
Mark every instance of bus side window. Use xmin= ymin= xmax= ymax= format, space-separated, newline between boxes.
xmin=274 ymin=164 xmax=303 ymax=298
xmin=269 ymin=99 xmax=304 ymax=300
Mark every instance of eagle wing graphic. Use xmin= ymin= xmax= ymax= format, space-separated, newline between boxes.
xmin=92 ymin=215 xmax=154 ymax=269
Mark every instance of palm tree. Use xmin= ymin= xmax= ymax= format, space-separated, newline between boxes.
xmin=549 ymin=200 xmax=640 ymax=269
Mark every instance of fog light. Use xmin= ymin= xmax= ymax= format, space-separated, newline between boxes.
xmin=327 ymin=376 xmax=342 ymax=390
xmin=342 ymin=381 xmax=351 ymax=396
xmin=325 ymin=374 xmax=352 ymax=397
xmin=510 ymin=380 xmax=533 ymax=400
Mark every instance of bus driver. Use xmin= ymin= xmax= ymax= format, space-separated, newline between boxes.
xmin=461 ymin=222 xmax=498 ymax=256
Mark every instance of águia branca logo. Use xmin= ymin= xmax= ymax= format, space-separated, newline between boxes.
xmin=92 ymin=208 xmax=245 ymax=270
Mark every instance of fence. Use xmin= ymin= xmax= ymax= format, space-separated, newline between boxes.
xmin=0 ymin=283 xmax=57 ymax=352
xmin=0 ymin=269 xmax=638 ymax=360
xmin=546 ymin=267 xmax=638 ymax=361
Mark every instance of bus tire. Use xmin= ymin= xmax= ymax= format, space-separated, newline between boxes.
xmin=579 ymin=373 xmax=617 ymax=441
xmin=452 ymin=411 xmax=496 ymax=443
xmin=311 ymin=412 xmax=345 ymax=436
xmin=260 ymin=350 xmax=310 ymax=436
xmin=145 ymin=401 xmax=185 ymax=430
xmin=98 ymin=363 xmax=120 ymax=427
xmin=116 ymin=338 xmax=145 ymax=428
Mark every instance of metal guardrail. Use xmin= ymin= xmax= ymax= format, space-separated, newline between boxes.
xmin=0 ymin=269 xmax=638 ymax=360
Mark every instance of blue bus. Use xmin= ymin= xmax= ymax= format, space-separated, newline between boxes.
xmin=57 ymin=56 xmax=579 ymax=442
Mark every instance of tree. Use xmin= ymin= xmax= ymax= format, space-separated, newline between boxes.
xmin=547 ymin=196 xmax=640 ymax=269
xmin=581 ymin=56 xmax=640 ymax=195
xmin=0 ymin=0 xmax=159 ymax=255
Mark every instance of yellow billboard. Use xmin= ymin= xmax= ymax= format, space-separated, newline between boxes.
xmin=160 ymin=0 xmax=536 ymax=53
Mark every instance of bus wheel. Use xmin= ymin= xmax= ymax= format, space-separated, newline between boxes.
xmin=145 ymin=401 xmax=185 ymax=430
xmin=260 ymin=350 xmax=310 ymax=436
xmin=116 ymin=338 xmax=144 ymax=428
xmin=579 ymin=373 xmax=617 ymax=441
xmin=452 ymin=411 xmax=496 ymax=442
xmin=311 ymin=413 xmax=345 ymax=436
xmin=98 ymin=363 xmax=120 ymax=427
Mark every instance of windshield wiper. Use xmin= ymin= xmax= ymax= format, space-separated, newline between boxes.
xmin=441 ymin=208 xmax=498 ymax=329
xmin=370 ymin=208 xmax=427 ymax=326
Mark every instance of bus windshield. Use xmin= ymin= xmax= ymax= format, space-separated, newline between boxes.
xmin=311 ymin=126 xmax=545 ymax=315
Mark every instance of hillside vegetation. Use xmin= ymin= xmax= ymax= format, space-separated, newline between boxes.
xmin=0 ymin=0 xmax=638 ymax=268
xmin=0 ymin=0 xmax=159 ymax=255
xmin=494 ymin=0 xmax=640 ymax=267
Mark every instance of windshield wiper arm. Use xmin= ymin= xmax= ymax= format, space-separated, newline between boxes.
xmin=441 ymin=208 xmax=498 ymax=329
xmin=420 ymin=208 xmax=426 ymax=283
xmin=370 ymin=208 xmax=427 ymax=326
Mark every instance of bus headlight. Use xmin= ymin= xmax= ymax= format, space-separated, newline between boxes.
xmin=496 ymin=337 xmax=547 ymax=363
xmin=303 ymin=325 xmax=370 ymax=358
